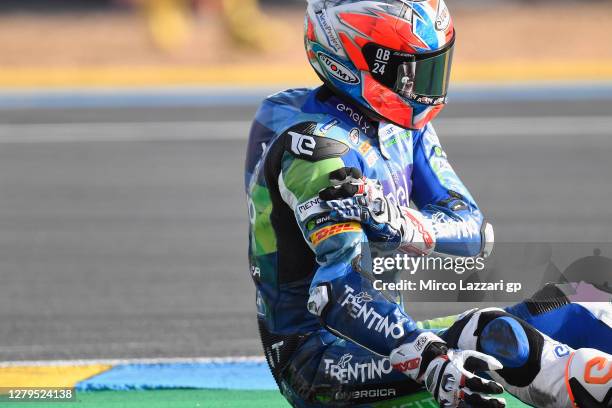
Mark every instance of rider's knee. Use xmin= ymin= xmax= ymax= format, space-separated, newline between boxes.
xmin=445 ymin=308 xmax=545 ymax=387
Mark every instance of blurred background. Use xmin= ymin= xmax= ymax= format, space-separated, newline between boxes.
xmin=0 ymin=0 xmax=611 ymax=363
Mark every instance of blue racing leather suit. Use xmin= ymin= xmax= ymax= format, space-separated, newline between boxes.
xmin=245 ymin=86 xmax=489 ymax=406
xmin=245 ymin=86 xmax=612 ymax=408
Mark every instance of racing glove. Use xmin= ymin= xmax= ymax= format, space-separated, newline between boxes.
xmin=390 ymin=332 xmax=506 ymax=408
xmin=319 ymin=167 xmax=435 ymax=256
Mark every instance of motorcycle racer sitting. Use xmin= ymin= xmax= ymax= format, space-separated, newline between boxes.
xmin=244 ymin=0 xmax=612 ymax=406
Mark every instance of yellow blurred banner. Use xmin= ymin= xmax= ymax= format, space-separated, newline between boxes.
xmin=1 ymin=61 xmax=611 ymax=88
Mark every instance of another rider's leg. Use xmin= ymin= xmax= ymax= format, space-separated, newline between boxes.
xmin=442 ymin=304 xmax=612 ymax=408
xmin=505 ymin=282 xmax=611 ymax=353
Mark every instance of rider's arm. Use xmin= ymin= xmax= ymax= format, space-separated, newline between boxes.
xmin=273 ymin=123 xmax=422 ymax=356
xmin=275 ymin=123 xmax=505 ymax=406
xmin=411 ymin=123 xmax=492 ymax=257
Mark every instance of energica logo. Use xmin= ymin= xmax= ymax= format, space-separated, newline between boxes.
xmin=317 ymin=52 xmax=360 ymax=85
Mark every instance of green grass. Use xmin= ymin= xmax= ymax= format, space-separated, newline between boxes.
xmin=0 ymin=390 xmax=287 ymax=408
xmin=0 ymin=389 xmax=531 ymax=407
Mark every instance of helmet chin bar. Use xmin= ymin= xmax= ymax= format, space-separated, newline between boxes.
xmin=315 ymin=69 xmax=444 ymax=131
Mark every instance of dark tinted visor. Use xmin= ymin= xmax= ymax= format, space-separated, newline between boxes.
xmin=363 ymin=38 xmax=455 ymax=105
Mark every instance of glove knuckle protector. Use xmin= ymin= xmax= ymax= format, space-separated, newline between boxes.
xmin=391 ymin=331 xmax=505 ymax=408
xmin=390 ymin=332 xmax=448 ymax=381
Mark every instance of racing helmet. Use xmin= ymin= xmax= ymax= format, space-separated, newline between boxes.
xmin=305 ymin=0 xmax=455 ymax=129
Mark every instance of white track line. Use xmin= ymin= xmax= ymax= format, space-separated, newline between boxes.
xmin=0 ymin=356 xmax=266 ymax=368
xmin=0 ymin=116 xmax=609 ymax=143
xmin=0 ymin=121 xmax=249 ymax=143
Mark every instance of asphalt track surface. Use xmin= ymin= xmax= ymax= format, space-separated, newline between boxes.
xmin=0 ymin=91 xmax=611 ymax=361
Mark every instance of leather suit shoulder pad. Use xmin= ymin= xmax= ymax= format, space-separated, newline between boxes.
xmin=282 ymin=122 xmax=349 ymax=162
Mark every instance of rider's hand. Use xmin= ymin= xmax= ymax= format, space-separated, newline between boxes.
xmin=319 ymin=167 xmax=435 ymax=255
xmin=318 ymin=167 xmax=400 ymax=227
xmin=391 ymin=332 xmax=506 ymax=408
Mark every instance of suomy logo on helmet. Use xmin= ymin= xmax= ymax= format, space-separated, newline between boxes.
xmin=317 ymin=52 xmax=360 ymax=85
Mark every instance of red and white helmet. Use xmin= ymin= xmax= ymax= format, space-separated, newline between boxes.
xmin=305 ymin=0 xmax=455 ymax=129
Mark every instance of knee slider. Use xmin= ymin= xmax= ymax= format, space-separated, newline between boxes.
xmin=446 ymin=308 xmax=544 ymax=388
xmin=476 ymin=309 xmax=545 ymax=388
xmin=480 ymin=316 xmax=530 ymax=369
